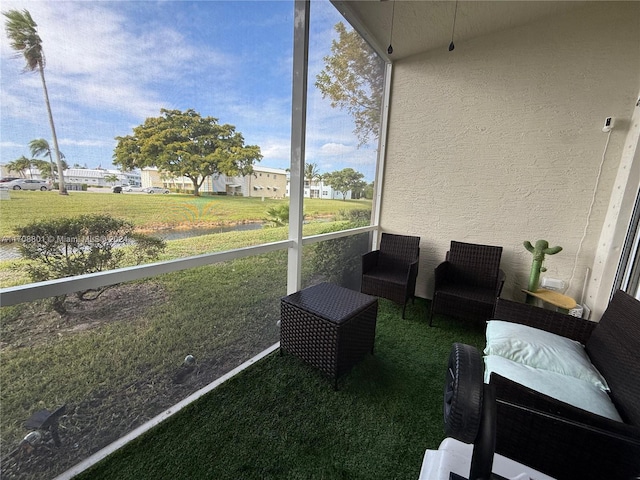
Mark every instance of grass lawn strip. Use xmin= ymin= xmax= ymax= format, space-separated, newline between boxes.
xmin=0 ymin=190 xmax=371 ymax=237
xmin=77 ymin=300 xmax=485 ymax=480
xmin=1 ymin=193 xmax=372 ymax=478
xmin=0 ymin=220 xmax=367 ymax=478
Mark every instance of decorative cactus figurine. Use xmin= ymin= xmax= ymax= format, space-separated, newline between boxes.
xmin=523 ymin=240 xmax=562 ymax=303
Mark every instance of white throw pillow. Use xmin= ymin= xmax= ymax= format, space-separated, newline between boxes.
xmin=484 ymin=355 xmax=622 ymax=422
xmin=485 ymin=320 xmax=609 ymax=391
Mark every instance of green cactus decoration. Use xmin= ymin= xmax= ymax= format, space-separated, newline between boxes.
xmin=524 ymin=240 xmax=562 ymax=303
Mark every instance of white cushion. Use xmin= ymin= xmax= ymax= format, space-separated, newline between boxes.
xmin=485 ymin=320 xmax=609 ymax=391
xmin=484 ymin=355 xmax=622 ymax=422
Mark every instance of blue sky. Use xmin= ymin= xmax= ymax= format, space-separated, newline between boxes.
xmin=0 ymin=0 xmax=379 ymax=181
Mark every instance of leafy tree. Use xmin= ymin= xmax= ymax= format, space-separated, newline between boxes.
xmin=6 ymin=156 xmax=33 ymax=178
xmin=322 ymin=168 xmax=365 ymax=201
xmin=114 ymin=109 xmax=262 ymax=196
xmin=349 ymin=179 xmax=368 ymax=199
xmin=30 ymin=138 xmax=62 ymax=182
xmin=364 ymin=182 xmax=374 ymax=200
xmin=315 ymin=22 xmax=385 ymax=146
xmin=4 ymin=9 xmax=68 ymax=194
xmin=14 ymin=214 xmax=166 ymax=314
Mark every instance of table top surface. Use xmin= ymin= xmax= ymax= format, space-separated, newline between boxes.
xmin=522 ymin=288 xmax=578 ymax=310
xmin=282 ymin=282 xmax=377 ymax=324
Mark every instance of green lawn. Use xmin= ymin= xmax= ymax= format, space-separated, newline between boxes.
xmin=0 ymin=192 xmax=373 ymax=479
xmin=76 ymin=300 xmax=486 ymax=480
xmin=0 ymin=218 xmax=373 ymax=479
xmin=0 ymin=251 xmax=288 ymax=479
xmin=0 ymin=190 xmax=372 ymax=236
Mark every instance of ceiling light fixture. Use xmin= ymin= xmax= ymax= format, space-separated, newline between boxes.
xmin=387 ymin=0 xmax=395 ymax=55
xmin=449 ymin=0 xmax=458 ymax=51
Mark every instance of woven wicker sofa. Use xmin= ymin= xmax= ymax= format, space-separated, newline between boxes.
xmin=485 ymin=291 xmax=640 ymax=480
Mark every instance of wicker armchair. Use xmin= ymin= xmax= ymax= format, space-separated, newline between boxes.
xmin=429 ymin=241 xmax=504 ymax=326
xmin=361 ymin=233 xmax=420 ymax=318
xmin=487 ymin=292 xmax=640 ymax=480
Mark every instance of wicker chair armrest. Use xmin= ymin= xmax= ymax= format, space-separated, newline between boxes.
xmin=490 ymin=373 xmax=638 ymax=436
xmin=493 ymin=298 xmax=597 ymax=344
xmin=495 ymin=269 xmax=505 ymax=296
xmin=434 ymin=260 xmax=449 ymax=289
xmin=362 ymin=250 xmax=380 ymax=274
xmin=490 ymin=373 xmax=640 ymax=479
xmin=406 ymin=259 xmax=419 ymax=295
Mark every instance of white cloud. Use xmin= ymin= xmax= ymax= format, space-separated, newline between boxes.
xmin=1 ymin=1 xmax=232 ymax=122
xmin=0 ymin=141 xmax=24 ymax=148
xmin=318 ymin=142 xmax=352 ymax=156
xmin=259 ymin=138 xmax=290 ymax=161
xmin=59 ymin=138 xmax=111 ymax=147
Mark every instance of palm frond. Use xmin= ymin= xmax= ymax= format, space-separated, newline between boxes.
xmin=3 ymin=9 xmax=44 ymax=72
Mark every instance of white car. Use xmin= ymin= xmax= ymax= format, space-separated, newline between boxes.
xmin=142 ymin=187 xmax=170 ymax=194
xmin=5 ymin=179 xmax=52 ymax=191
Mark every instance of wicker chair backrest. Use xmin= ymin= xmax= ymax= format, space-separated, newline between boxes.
xmin=586 ymin=290 xmax=640 ymax=426
xmin=446 ymin=241 xmax=502 ymax=289
xmin=377 ymin=233 xmax=420 ymax=270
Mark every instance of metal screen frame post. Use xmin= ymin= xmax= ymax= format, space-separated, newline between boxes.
xmin=287 ymin=0 xmax=310 ymax=295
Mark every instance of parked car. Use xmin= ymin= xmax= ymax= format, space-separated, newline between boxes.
xmin=112 ymin=185 xmax=123 ymax=193
xmin=122 ymin=185 xmax=143 ymax=192
xmin=142 ymin=187 xmax=170 ymax=194
xmin=5 ymin=179 xmax=52 ymax=191
xmin=0 ymin=177 xmax=20 ymax=183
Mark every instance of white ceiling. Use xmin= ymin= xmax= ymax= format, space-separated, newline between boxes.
xmin=331 ymin=1 xmax=589 ymax=61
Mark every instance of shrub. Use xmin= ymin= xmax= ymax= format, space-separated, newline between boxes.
xmin=264 ymin=204 xmax=290 ymax=227
xmin=14 ymin=214 xmax=166 ymax=313
xmin=310 ymin=215 xmax=371 ymax=287
xmin=336 ymin=208 xmax=371 ymax=225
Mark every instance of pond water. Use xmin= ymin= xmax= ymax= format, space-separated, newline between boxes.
xmin=0 ymin=222 xmax=263 ymax=260
xmin=151 ymin=222 xmax=263 ymax=240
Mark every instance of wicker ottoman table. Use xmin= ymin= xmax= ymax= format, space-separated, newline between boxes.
xmin=280 ymin=282 xmax=378 ymax=389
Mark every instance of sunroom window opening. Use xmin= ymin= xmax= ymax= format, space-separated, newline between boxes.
xmin=302 ymin=231 xmax=373 ymax=292
xmin=0 ymin=252 xmax=287 ymax=478
xmin=302 ymin=0 xmax=385 ymax=225
xmin=0 ymin=0 xmax=295 ymax=282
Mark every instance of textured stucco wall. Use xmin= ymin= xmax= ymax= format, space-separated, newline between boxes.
xmin=380 ymin=2 xmax=640 ymax=316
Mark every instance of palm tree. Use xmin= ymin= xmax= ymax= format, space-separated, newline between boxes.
xmin=304 ymin=162 xmax=321 ymax=184
xmin=32 ymin=158 xmax=68 ymax=180
xmin=6 ymin=156 xmax=33 ymax=178
xmin=29 ymin=138 xmax=62 ymax=182
xmin=104 ymin=173 xmax=119 ymax=185
xmin=4 ymin=9 xmax=67 ymax=194
xmin=304 ymin=162 xmax=322 ymax=198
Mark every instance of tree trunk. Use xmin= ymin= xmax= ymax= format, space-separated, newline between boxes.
xmin=47 ymin=152 xmax=55 ymax=181
xmin=191 ymin=177 xmax=200 ymax=196
xmin=38 ymin=62 xmax=67 ymax=195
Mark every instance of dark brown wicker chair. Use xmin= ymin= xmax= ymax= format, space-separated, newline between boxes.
xmin=429 ymin=241 xmax=504 ymax=326
xmin=361 ymin=233 xmax=420 ymax=318
xmin=486 ymin=291 xmax=640 ymax=480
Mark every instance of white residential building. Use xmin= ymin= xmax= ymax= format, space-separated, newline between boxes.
xmin=0 ymin=164 xmax=141 ymax=188
xmin=63 ymin=168 xmax=141 ymax=188
xmin=285 ymin=179 xmax=351 ymax=200
xmin=142 ymin=165 xmax=288 ymax=197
